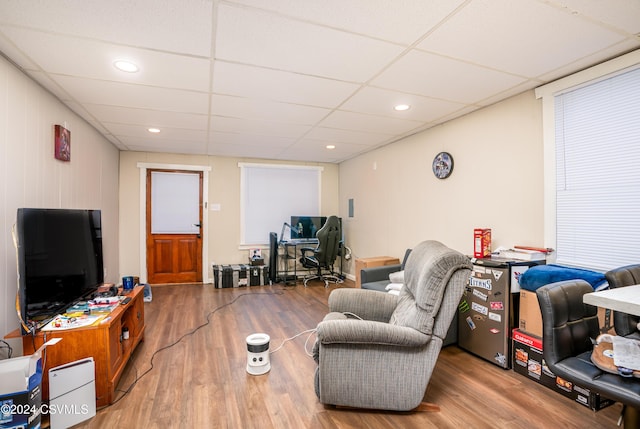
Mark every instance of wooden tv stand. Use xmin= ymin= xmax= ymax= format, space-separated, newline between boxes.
xmin=10 ymin=285 xmax=145 ymax=407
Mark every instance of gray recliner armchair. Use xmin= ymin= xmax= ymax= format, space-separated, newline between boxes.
xmin=312 ymin=240 xmax=472 ymax=411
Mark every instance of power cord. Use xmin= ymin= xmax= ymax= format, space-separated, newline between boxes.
xmin=270 ymin=328 xmax=317 ymax=357
xmin=11 ymin=223 xmax=33 ymax=335
xmin=267 ymin=311 xmax=364 ymax=359
xmin=341 ymin=311 xmax=363 ymax=320
xmin=108 ymin=289 xmax=287 ymax=406
xmin=0 ymin=339 xmax=13 ymax=359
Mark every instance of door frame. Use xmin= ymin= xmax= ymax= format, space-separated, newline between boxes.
xmin=137 ymin=162 xmax=211 ymax=284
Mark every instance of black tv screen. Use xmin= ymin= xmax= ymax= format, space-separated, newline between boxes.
xmin=16 ymin=208 xmax=104 ymax=331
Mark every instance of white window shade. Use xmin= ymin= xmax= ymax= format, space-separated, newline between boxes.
xmin=151 ymin=171 xmax=200 ymax=234
xmin=240 ymin=163 xmax=322 ymax=245
xmin=554 ymin=66 xmax=640 ymax=271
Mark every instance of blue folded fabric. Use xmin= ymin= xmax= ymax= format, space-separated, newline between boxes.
xmin=519 ymin=264 xmax=606 ymax=292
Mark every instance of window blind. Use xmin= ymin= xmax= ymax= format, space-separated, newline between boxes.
xmin=554 ymin=66 xmax=640 ymax=271
xmin=240 ymin=163 xmax=322 ymax=245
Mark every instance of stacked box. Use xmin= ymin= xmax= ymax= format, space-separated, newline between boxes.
xmin=512 ymin=329 xmax=614 ymax=411
xmin=213 ymin=264 xmax=269 ymax=288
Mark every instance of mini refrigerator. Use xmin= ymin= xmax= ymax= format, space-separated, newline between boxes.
xmin=457 ymin=257 xmax=541 ymax=369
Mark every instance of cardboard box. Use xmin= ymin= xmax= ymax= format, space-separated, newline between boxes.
xmin=519 ymin=289 xmax=614 ymax=338
xmin=473 ymin=228 xmax=491 ymax=258
xmin=0 ymin=339 xmax=61 ymax=428
xmin=519 ymin=289 xmax=544 ymax=337
xmin=512 ymin=329 xmax=613 ymax=411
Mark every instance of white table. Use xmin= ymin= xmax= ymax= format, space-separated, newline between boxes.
xmin=583 ymin=284 xmax=640 ymax=317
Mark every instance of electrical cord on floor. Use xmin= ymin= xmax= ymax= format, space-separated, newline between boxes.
xmin=270 ymin=328 xmax=317 ymax=357
xmin=108 ymin=288 xmax=287 ymax=407
xmin=267 ymin=311 xmax=365 ymax=358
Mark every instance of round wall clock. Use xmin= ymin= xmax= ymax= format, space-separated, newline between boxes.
xmin=432 ymin=151 xmax=454 ymax=179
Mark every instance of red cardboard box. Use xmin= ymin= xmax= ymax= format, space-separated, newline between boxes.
xmin=511 ymin=329 xmax=613 ymax=411
xmin=473 ymin=228 xmax=491 ymax=258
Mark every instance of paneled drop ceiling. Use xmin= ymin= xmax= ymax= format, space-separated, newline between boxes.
xmin=0 ymin=0 xmax=639 ymax=163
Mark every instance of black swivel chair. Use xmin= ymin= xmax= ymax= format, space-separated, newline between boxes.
xmin=605 ymin=264 xmax=640 ymax=341
xmin=299 ymin=215 xmax=342 ymax=287
xmin=536 ymin=280 xmax=640 ymax=427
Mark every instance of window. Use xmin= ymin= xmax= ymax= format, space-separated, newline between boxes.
xmin=537 ymin=51 xmax=640 ymax=271
xmin=239 ymin=163 xmax=323 ymax=245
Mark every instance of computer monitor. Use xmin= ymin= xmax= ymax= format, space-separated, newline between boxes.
xmin=290 ymin=216 xmax=327 ymax=240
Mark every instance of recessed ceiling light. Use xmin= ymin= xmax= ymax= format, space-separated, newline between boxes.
xmin=148 ymin=128 xmax=161 ymax=133
xmin=114 ymin=60 xmax=139 ymax=73
xmin=394 ymin=104 xmax=411 ymax=111
xmin=326 ymin=145 xmax=336 ymax=150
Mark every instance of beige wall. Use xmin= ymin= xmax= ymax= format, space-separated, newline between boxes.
xmin=118 ymin=151 xmax=339 ymax=283
xmin=339 ymin=91 xmax=544 ymax=275
xmin=0 ymin=56 xmax=120 ymax=352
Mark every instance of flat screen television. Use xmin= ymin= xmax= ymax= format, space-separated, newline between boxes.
xmin=16 ymin=208 xmax=104 ymax=332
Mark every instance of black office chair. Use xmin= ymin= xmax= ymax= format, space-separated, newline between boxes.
xmin=605 ymin=264 xmax=640 ymax=340
xmin=537 ymin=280 xmax=640 ymax=427
xmin=299 ymin=215 xmax=342 ymax=287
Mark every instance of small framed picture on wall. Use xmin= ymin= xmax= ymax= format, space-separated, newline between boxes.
xmin=54 ymin=124 xmax=71 ymax=161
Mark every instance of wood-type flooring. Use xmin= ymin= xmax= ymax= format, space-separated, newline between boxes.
xmin=71 ymin=280 xmax=622 ymax=429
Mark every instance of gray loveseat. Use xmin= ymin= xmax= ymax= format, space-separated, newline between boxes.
xmin=360 ymin=249 xmax=412 ymax=292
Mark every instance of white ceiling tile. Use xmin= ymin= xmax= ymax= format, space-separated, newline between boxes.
xmin=211 ymin=116 xmax=311 ymax=139
xmin=290 ymin=138 xmax=371 ymax=160
xmin=372 ymin=50 xmax=527 ymax=104
xmin=0 ymin=0 xmax=213 ymax=56
xmin=0 ymin=31 xmax=39 ymax=70
xmin=211 ymin=94 xmax=330 ymax=124
xmin=273 ymin=143 xmax=347 ymax=163
xmin=50 ymin=75 xmax=209 ymax=113
xmin=83 ymin=104 xmax=208 ymax=130
xmin=305 ymin=127 xmax=393 ymax=146
xmin=215 ymin=3 xmax=405 ymax=82
xmin=537 ymin=39 xmax=640 ymax=82
xmin=477 ymin=80 xmax=540 ymax=107
xmin=320 ymin=110 xmax=423 ymax=135
xmin=1 ymin=27 xmax=211 ymax=91
xmin=417 ymin=0 xmax=629 ymax=78
xmin=209 ymin=131 xmax=296 ymax=148
xmin=227 ymin=0 xmax=467 ymax=45
xmin=123 ymin=137 xmax=207 ymax=155
xmin=213 ymin=62 xmax=359 ymax=107
xmin=207 ymin=143 xmax=276 ymax=159
xmin=548 ymin=0 xmax=640 ymax=34
xmin=104 ymin=123 xmax=208 ymax=142
xmin=104 ymin=135 xmax=127 ymax=150
xmin=21 ymin=70 xmax=72 ymax=102
xmin=1 ymin=1 xmax=638 ymax=163
xmin=341 ymin=86 xmax=467 ymax=123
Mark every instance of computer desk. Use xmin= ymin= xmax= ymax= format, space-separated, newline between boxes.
xmin=278 ymin=239 xmax=344 ymax=285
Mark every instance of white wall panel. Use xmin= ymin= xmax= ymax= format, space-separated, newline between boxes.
xmin=0 ymin=56 xmax=120 ymax=355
